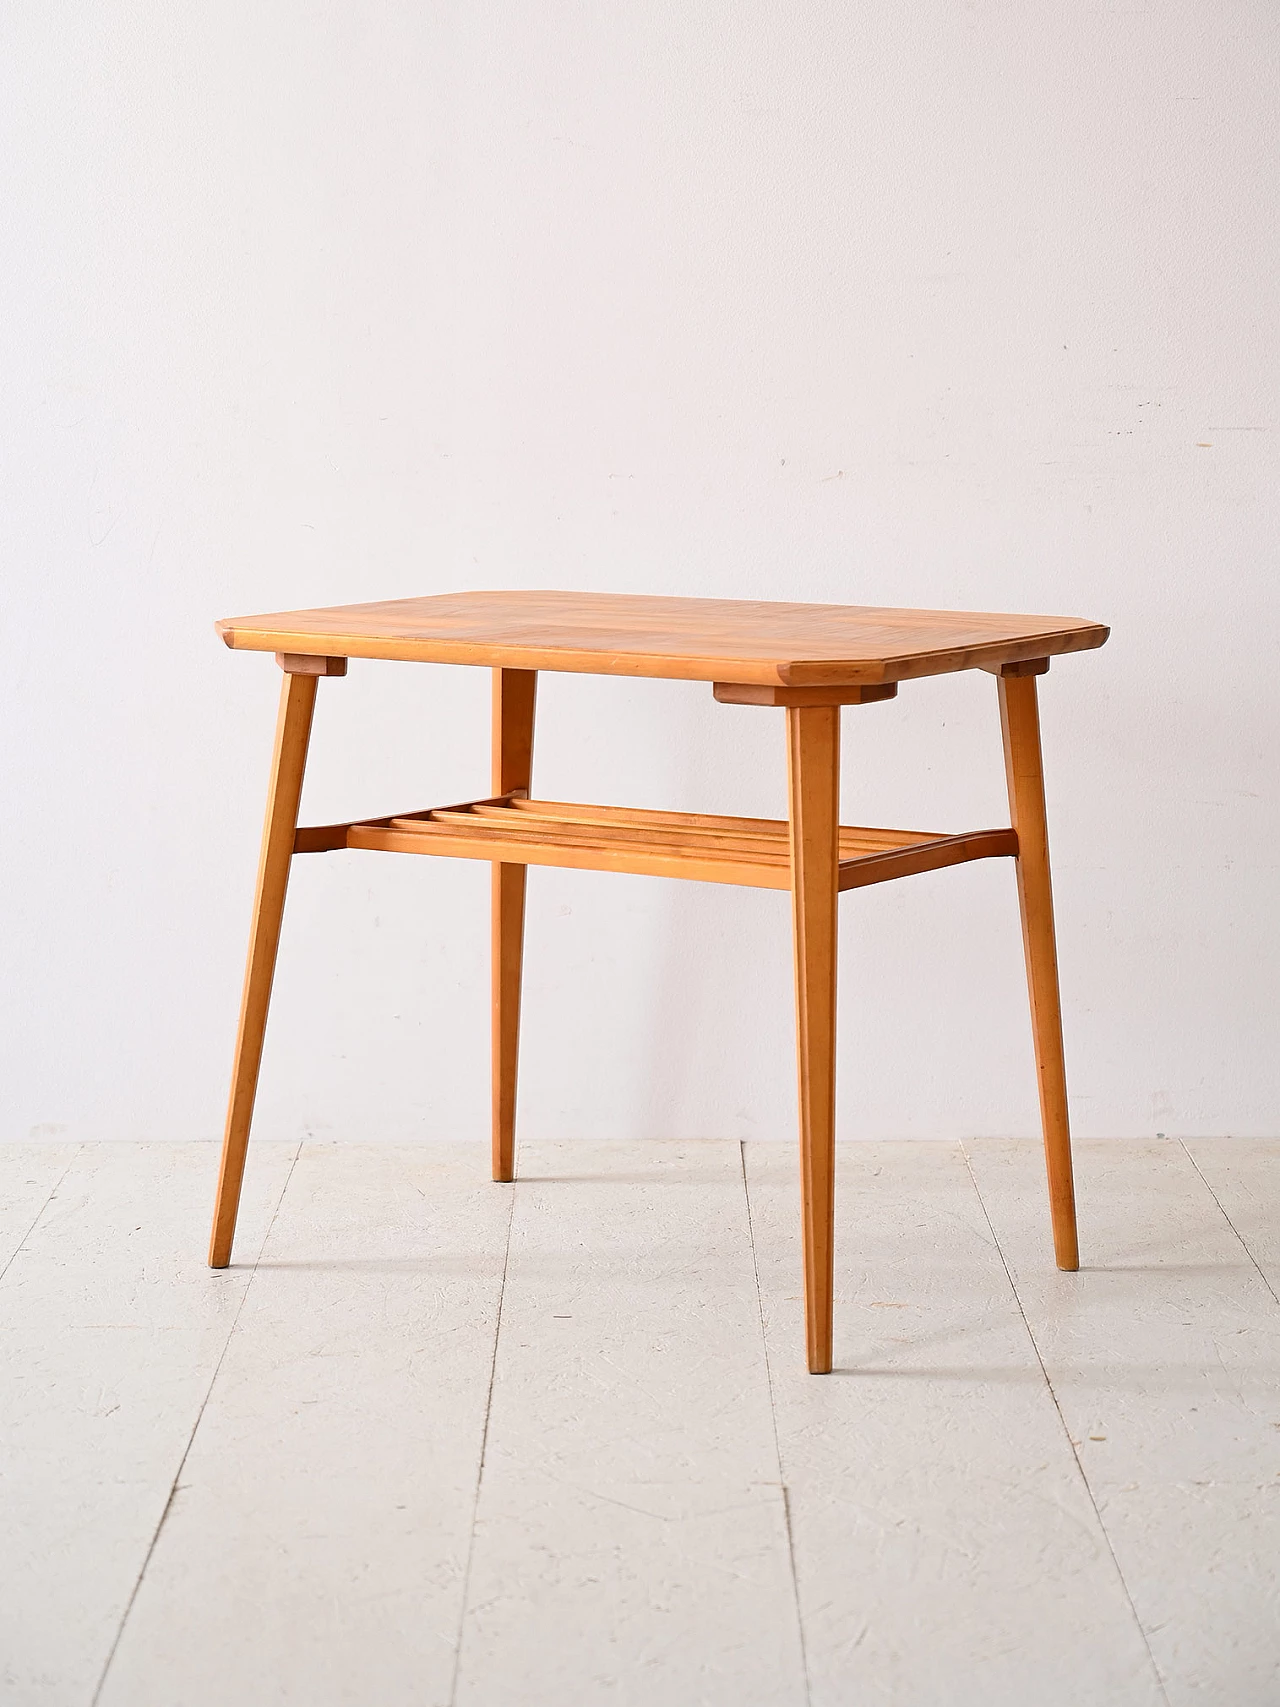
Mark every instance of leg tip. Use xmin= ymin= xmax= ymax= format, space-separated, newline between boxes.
xmin=806 ymin=1339 xmax=833 ymax=1375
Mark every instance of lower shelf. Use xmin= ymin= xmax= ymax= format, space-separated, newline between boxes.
xmin=295 ymin=795 xmax=1018 ymax=892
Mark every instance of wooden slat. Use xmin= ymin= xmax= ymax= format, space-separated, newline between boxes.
xmin=294 ymin=795 xmax=516 ymax=849
xmin=416 ymin=806 xmax=941 ymax=865
xmin=490 ymin=797 xmax=942 ymax=851
xmin=397 ymin=791 xmax=518 ymax=821
xmin=422 ymin=809 xmax=794 ymax=862
xmin=347 ymin=823 xmax=795 ymax=890
xmin=839 ymin=828 xmax=930 ymax=856
xmin=506 ymin=797 xmax=794 ymax=834
xmin=398 ymin=817 xmax=788 ymax=870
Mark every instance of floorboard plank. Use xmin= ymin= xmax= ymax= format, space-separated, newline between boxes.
xmin=966 ymin=1136 xmax=1280 ymax=1707
xmin=453 ymin=1140 xmax=806 ymax=1707
xmin=0 ymin=1140 xmax=296 ymax=1706
xmin=0 ymin=1143 xmax=78 ymax=1276
xmin=97 ymin=1142 xmax=511 ymax=1707
xmin=1183 ymin=1137 xmax=1280 ymax=1301
xmin=746 ymin=1139 xmax=1163 ymax=1707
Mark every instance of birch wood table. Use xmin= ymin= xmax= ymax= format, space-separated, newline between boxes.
xmin=208 ymin=590 xmax=1109 ymax=1373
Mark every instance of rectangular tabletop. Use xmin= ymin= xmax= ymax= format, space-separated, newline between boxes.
xmin=216 ymin=590 xmax=1108 ymax=686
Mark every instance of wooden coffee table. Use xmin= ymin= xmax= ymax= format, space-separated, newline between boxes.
xmin=208 ymin=591 xmax=1108 ymax=1372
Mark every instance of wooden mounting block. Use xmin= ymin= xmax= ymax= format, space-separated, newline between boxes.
xmin=714 ymin=682 xmax=899 ymax=707
xmin=275 ymin=653 xmax=348 ymax=676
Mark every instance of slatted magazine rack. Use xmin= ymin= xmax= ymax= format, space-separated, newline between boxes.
xmin=207 ymin=591 xmax=1109 ymax=1373
xmin=297 ymin=792 xmax=1018 ymax=891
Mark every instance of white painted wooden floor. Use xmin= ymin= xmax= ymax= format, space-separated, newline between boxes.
xmin=2 ymin=1138 xmax=1278 ymax=1706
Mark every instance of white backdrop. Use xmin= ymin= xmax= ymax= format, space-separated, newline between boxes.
xmin=3 ymin=3 xmax=1277 ymax=1144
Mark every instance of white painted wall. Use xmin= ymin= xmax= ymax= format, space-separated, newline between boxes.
xmin=3 ymin=3 xmax=1277 ymax=1144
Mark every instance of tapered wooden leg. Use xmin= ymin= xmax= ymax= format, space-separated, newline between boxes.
xmin=208 ymin=670 xmax=318 ymax=1267
xmin=787 ymin=704 xmax=841 ymax=1373
xmin=492 ymin=668 xmax=537 ymax=1182
xmin=998 ymin=673 xmax=1079 ymax=1271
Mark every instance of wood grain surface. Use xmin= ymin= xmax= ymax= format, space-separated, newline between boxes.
xmin=217 ymin=590 xmax=1108 ymax=686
